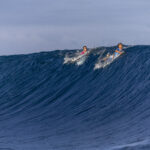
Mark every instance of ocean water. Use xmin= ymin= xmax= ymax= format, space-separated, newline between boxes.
xmin=0 ymin=46 xmax=150 ymax=150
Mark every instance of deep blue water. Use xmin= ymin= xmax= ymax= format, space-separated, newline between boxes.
xmin=0 ymin=46 xmax=150 ymax=150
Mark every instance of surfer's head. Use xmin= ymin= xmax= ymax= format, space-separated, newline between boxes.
xmin=83 ymin=46 xmax=87 ymax=52
xmin=118 ymin=43 xmax=123 ymax=50
xmin=107 ymin=53 xmax=110 ymax=57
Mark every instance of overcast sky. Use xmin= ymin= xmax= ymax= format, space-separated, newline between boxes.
xmin=0 ymin=0 xmax=150 ymax=55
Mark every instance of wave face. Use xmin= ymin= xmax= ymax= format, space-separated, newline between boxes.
xmin=0 ymin=46 xmax=150 ymax=150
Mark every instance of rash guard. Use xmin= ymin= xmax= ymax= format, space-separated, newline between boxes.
xmin=114 ymin=48 xmax=123 ymax=57
xmin=80 ymin=51 xmax=86 ymax=55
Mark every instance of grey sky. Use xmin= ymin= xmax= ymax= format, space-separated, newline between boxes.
xmin=0 ymin=0 xmax=150 ymax=54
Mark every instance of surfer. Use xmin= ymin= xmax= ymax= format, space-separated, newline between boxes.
xmin=113 ymin=43 xmax=124 ymax=58
xmin=102 ymin=53 xmax=111 ymax=61
xmin=80 ymin=46 xmax=88 ymax=55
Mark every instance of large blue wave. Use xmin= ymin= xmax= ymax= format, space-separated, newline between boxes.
xmin=0 ymin=45 xmax=150 ymax=150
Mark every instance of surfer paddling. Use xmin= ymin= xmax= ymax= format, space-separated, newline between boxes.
xmin=102 ymin=53 xmax=111 ymax=61
xmin=80 ymin=46 xmax=88 ymax=55
xmin=113 ymin=43 xmax=124 ymax=58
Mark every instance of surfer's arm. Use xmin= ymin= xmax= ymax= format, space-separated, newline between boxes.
xmin=102 ymin=56 xmax=108 ymax=61
xmin=115 ymin=50 xmax=124 ymax=55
